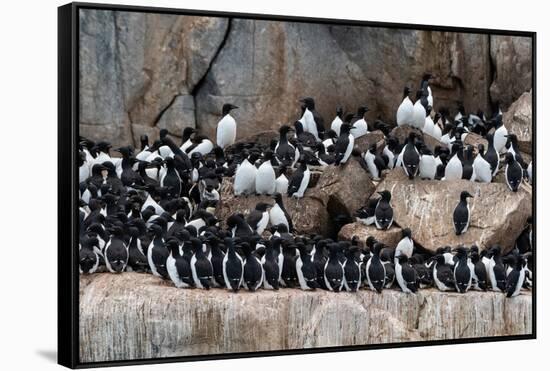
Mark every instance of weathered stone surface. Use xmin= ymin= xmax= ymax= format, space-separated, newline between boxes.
xmin=463 ymin=132 xmax=488 ymax=152
xmin=490 ymin=35 xmax=533 ymax=109
xmin=390 ymin=125 xmax=444 ymax=151
xmin=354 ymin=130 xmax=386 ymax=152
xmin=79 ymin=11 xmax=534 ymax=149
xmin=375 ymin=169 xmax=531 ymax=253
xmin=156 ymin=95 xmax=196 ymax=137
xmin=338 ymin=223 xmax=403 ymax=248
xmin=196 ymin=21 xmax=493 ymax=139
xmin=216 ymin=178 xmax=329 ymax=236
xmin=503 ymin=91 xmax=532 ymax=154
xmin=79 ymin=273 xmax=532 ymax=363
xmin=79 ymin=9 xmax=228 ymax=147
xmin=316 ymin=158 xmax=376 ymax=219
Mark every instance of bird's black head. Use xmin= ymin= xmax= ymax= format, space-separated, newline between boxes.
xmin=166 ymin=238 xmax=179 ymax=250
xmin=357 ymin=105 xmax=369 ymax=116
xmin=222 ymin=103 xmax=239 ymax=115
xmin=366 ymin=236 xmax=377 ymax=248
xmin=300 ymin=97 xmax=315 ymax=110
xmin=262 ymin=149 xmax=274 ymax=161
xmin=182 ymin=127 xmax=196 ymax=138
xmin=185 ymin=224 xmax=198 ymax=237
xmin=336 ymin=107 xmax=344 ymax=117
xmin=459 ymin=190 xmax=473 ymax=201
xmin=422 ymin=73 xmax=433 ymax=81
xmin=401 ymin=227 xmax=412 ymax=239
xmin=377 ymin=190 xmax=391 ymax=201
xmin=96 ymin=141 xmax=112 ymax=153
xmin=190 ymin=237 xmax=202 ymax=251
xmin=452 ymin=246 xmax=468 ymax=257
xmin=403 ymin=86 xmax=411 ymax=97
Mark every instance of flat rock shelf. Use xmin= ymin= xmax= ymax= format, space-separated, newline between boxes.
xmin=79 ymin=273 xmax=532 ymax=362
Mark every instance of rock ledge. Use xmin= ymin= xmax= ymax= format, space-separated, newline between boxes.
xmin=79 ymin=273 xmax=532 ymax=362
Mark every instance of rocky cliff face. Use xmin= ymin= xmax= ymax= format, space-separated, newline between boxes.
xmin=79 ymin=9 xmax=532 ymax=147
xmin=79 ymin=273 xmax=532 ymax=363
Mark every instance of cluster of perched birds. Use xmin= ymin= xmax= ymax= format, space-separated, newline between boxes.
xmin=78 ymin=73 xmax=533 ymax=298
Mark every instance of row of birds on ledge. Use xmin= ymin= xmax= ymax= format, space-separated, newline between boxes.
xmin=78 ymin=73 xmax=533 ymax=297
xmin=79 ymin=197 xmax=533 ymax=297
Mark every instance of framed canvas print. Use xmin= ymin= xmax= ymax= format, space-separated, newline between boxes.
xmin=58 ymin=2 xmax=536 ymax=368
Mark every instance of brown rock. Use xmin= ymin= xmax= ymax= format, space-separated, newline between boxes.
xmin=79 ymin=272 xmax=532 ymax=363
xmin=463 ymin=132 xmax=488 ymax=153
xmin=390 ymin=125 xmax=445 ymax=152
xmin=338 ymin=223 xmax=403 ymax=248
xmin=315 ymin=158 xmax=376 ymax=219
xmin=490 ymin=35 xmax=533 ymax=109
xmin=354 ymin=130 xmax=386 ymax=152
xmin=215 ymin=178 xmax=329 ymax=236
xmin=225 ymin=130 xmax=278 ymax=155
xmin=374 ymin=169 xmax=532 ymax=253
xmin=503 ymin=91 xmax=532 ymax=154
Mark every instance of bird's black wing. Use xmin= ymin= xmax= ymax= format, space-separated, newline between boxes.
xmin=402 ymin=264 xmax=418 ymax=292
xmin=453 ymin=204 xmax=469 ymax=233
xmin=439 ymin=265 xmax=455 ymax=288
xmin=246 ymin=210 xmax=263 ymax=230
xmin=287 ymin=171 xmax=303 ymax=196
xmin=505 ymin=269 xmax=520 ymax=297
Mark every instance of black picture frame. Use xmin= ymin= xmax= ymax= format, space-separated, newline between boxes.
xmin=58 ymin=2 xmax=537 ymax=368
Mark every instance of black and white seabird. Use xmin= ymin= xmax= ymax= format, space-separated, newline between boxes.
xmin=472 ymin=144 xmax=492 ymax=183
xmin=366 ymin=243 xmax=386 ymax=293
xmin=504 ymin=152 xmax=523 ymax=192
xmin=222 ymin=237 xmax=243 ymax=292
xmin=166 ymin=239 xmax=193 ymax=288
xmin=432 ymin=254 xmax=455 ymax=292
xmin=343 ymin=246 xmax=361 ymax=292
xmin=401 ymin=132 xmax=420 ymax=179
xmin=396 ymin=87 xmax=414 ymax=127
xmin=374 ymin=190 xmax=394 ymax=230
xmin=287 ymin=159 xmax=310 ymax=198
xmin=395 ymin=228 xmax=414 ymax=258
xmin=394 ymin=255 xmax=417 ymax=294
xmin=453 ymin=246 xmax=472 ymax=293
xmin=334 ymin=122 xmax=355 ymax=165
xmin=505 ymin=255 xmax=526 ymax=297
xmin=296 ymin=243 xmax=319 ymax=290
xmin=216 ymin=103 xmax=239 ymax=149
xmin=242 ymin=242 xmax=263 ymax=291
xmin=262 ymin=239 xmax=280 ymax=290
xmin=324 ymin=243 xmax=344 ymax=292
xmin=453 ymin=191 xmax=473 ymax=235
xmin=190 ymin=237 xmax=213 ymax=289
xmin=255 ymin=150 xmax=277 ymax=195
xmin=269 ymin=193 xmax=294 ymax=232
